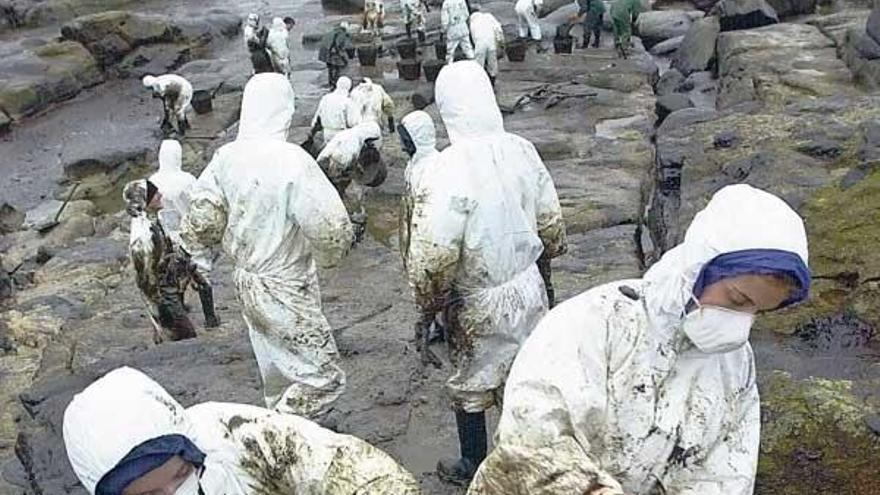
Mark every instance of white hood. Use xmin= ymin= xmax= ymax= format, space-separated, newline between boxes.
xmin=643 ymin=184 xmax=809 ymax=330
xmin=238 ymin=73 xmax=296 ymax=141
xmin=157 ymin=139 xmax=182 ymax=173
xmin=401 ymin=110 xmax=437 ymax=164
xmin=334 ymin=76 xmax=352 ymax=95
xmin=63 ymin=367 xmax=197 ymax=494
xmin=435 ymin=61 xmax=504 ymax=142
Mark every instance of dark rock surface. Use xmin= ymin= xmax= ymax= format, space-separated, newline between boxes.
xmin=672 ymin=15 xmax=720 ymax=76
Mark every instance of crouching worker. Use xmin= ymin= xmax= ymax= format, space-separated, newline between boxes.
xmin=317 ymin=121 xmax=386 ymax=243
xmin=143 ymin=74 xmax=193 ymax=137
xmin=468 ymin=184 xmax=812 ymax=495
xmin=63 ymin=367 xmax=421 ymax=495
xmin=123 ymin=179 xmax=219 ymax=344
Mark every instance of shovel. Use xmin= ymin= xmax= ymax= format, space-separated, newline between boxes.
xmin=38 ymin=182 xmax=80 ymax=233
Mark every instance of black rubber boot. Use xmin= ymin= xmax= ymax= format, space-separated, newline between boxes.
xmin=592 ymin=29 xmax=601 ymax=48
xmin=199 ymin=285 xmax=220 ymax=328
xmin=418 ymin=30 xmax=426 ymax=43
xmin=437 ymin=410 xmax=487 ymax=485
xmin=581 ymin=33 xmax=590 ymax=49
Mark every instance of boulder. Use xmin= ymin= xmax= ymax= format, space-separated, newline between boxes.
xmin=680 ymin=70 xmax=717 ymax=108
xmin=867 ymin=5 xmax=880 ymax=45
xmin=635 ymin=10 xmax=693 ymax=49
xmin=22 ymin=200 xmax=97 ymax=231
xmin=655 ymin=68 xmax=685 ymax=95
xmin=854 ymin=30 xmax=880 ymax=59
xmin=0 ymin=40 xmax=102 ymax=120
xmin=716 ymin=23 xmax=855 ymax=110
xmin=711 ymin=0 xmax=778 ymax=31
xmin=656 ymin=93 xmax=693 ymax=123
xmin=649 ymin=35 xmax=684 ymax=55
xmin=0 ymin=203 xmax=24 ymax=234
xmin=671 ymin=15 xmax=719 ymax=76
xmin=765 ymin=0 xmax=816 ymax=17
xmin=0 ymin=109 xmax=10 ymax=134
xmin=0 ymin=0 xmax=138 ymax=29
xmin=693 ymin=0 xmax=721 ymax=11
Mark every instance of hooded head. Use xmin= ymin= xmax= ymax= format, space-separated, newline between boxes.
xmin=142 ymin=75 xmax=158 ymax=89
xmin=435 ymin=61 xmax=504 ymax=142
xmin=63 ymin=367 xmax=203 ymax=495
xmin=271 ymin=16 xmax=285 ymax=30
xmin=246 ymin=13 xmax=259 ymax=27
xmin=334 ymin=76 xmax=352 ymax=95
xmin=643 ymin=184 xmax=810 ymax=331
xmin=158 ymin=140 xmax=183 ymax=173
xmin=238 ymin=73 xmax=296 ymax=141
xmin=352 ymin=120 xmax=382 ymax=144
xmin=399 ymin=110 xmax=437 ymax=160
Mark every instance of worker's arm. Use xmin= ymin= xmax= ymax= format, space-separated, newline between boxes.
xmin=405 ymin=162 xmax=466 ymax=314
xmin=382 ymin=90 xmax=395 ymax=132
xmin=288 ymin=155 xmax=354 ymax=269
xmin=525 ymin=143 xmax=567 ymax=259
xmin=467 ymin=298 xmax=625 ymax=495
xmin=440 ymin=1 xmax=450 ymax=30
xmin=179 ymin=153 xmax=228 ymax=274
xmin=661 ymin=362 xmax=760 ymax=495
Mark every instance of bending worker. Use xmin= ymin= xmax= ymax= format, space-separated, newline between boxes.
xmin=515 ymin=0 xmax=545 ymax=50
xmin=181 ymin=73 xmax=354 ymax=420
xmin=441 ymin=0 xmax=475 ymax=63
xmin=401 ymin=0 xmax=429 ymax=41
xmin=407 ymin=61 xmax=567 ymax=485
xmin=469 ymin=6 xmax=505 ymax=87
xmin=266 ymin=17 xmax=292 ymax=76
xmin=310 ymin=75 xmax=353 ymax=150
xmin=468 ymin=184 xmax=812 ymax=495
xmin=347 ymin=78 xmax=396 ymax=133
xmin=610 ymin=0 xmax=644 ymax=58
xmin=142 ymin=73 xmax=192 ymax=136
xmin=63 ymin=367 xmax=421 ymax=495
xmin=570 ymin=0 xmax=605 ymax=48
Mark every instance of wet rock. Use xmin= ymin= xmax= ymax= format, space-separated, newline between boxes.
xmin=680 ymin=70 xmax=717 ymax=108
xmin=0 ymin=203 xmax=24 ymax=234
xmin=717 ymin=23 xmax=854 ymax=110
xmin=60 ymin=142 xmax=152 ymax=203
xmin=656 ymin=106 xmax=716 ymax=133
xmin=655 ymin=68 xmax=685 ymax=96
xmin=766 ymin=0 xmax=817 ymax=17
xmin=0 ymin=0 xmax=139 ymax=29
xmin=22 ymin=199 xmax=97 ymax=231
xmin=656 ymin=93 xmax=693 ymax=124
xmin=0 ymin=40 xmax=103 ymax=120
xmin=757 ymin=371 xmax=880 ymax=493
xmin=853 ymin=31 xmax=880 ymax=59
xmin=711 ymin=0 xmax=778 ymax=31
xmin=178 ymin=58 xmax=250 ymax=96
xmin=635 ymin=10 xmax=694 ymax=49
xmin=868 ymin=5 xmax=880 ymax=45
xmin=671 ymin=15 xmax=719 ymax=76
xmin=0 ymin=257 xmax=12 ymax=302
xmin=554 ymin=225 xmax=642 ymax=301
xmin=648 ymin=35 xmax=684 ymax=56
xmin=794 ymin=312 xmax=875 ymax=351
xmin=0 ymin=109 xmax=10 ymax=134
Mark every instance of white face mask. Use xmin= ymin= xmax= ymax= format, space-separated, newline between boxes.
xmin=174 ymin=471 xmax=204 ymax=495
xmin=682 ymin=300 xmax=755 ymax=354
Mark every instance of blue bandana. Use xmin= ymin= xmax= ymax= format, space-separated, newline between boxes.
xmin=95 ymin=434 xmax=205 ymax=495
xmin=692 ymin=249 xmax=811 ymax=309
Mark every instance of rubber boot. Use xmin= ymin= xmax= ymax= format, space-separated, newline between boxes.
xmin=437 ymin=410 xmax=487 ymax=485
xmin=581 ymin=33 xmax=590 ymax=49
xmin=418 ymin=29 xmax=426 ymax=44
xmin=199 ymin=285 xmax=220 ymax=328
xmin=489 ymin=75 xmax=496 ymax=88
xmin=592 ymin=28 xmax=601 ymax=48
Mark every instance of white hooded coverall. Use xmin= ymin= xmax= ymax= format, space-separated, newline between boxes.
xmin=468 ymin=184 xmax=810 ymax=495
xmin=469 ymin=12 xmax=505 ymax=78
xmin=407 ymin=61 xmax=567 ymax=412
xmin=515 ymin=0 xmax=545 ymax=40
xmin=347 ymin=78 xmax=395 ymax=131
xmin=441 ymin=0 xmax=475 ymax=63
xmin=181 ymin=73 xmax=354 ymax=419
xmin=401 ymin=0 xmax=428 ymax=35
xmin=149 ymin=139 xmax=196 ymax=238
xmin=143 ymin=74 xmax=193 ymax=129
xmin=398 ymin=110 xmax=439 ymax=269
xmin=63 ymin=367 xmax=421 ymax=494
xmin=266 ymin=17 xmax=291 ymax=76
xmin=311 ymin=76 xmax=353 ymax=144
xmin=317 ymin=121 xmax=382 ymax=230
xmin=243 ymin=13 xmax=260 ymax=49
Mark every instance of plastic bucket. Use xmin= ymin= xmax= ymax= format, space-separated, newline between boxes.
xmin=397 ymin=59 xmax=422 ymax=80
xmin=506 ymin=41 xmax=527 ymax=62
xmin=554 ymin=36 xmax=574 ymax=54
xmin=357 ymin=45 xmax=378 ymax=66
xmin=191 ymin=89 xmax=213 ymax=114
xmin=434 ymin=39 xmax=447 ymax=60
xmin=397 ymin=38 xmax=418 ymax=59
xmin=423 ymin=59 xmax=444 ymax=82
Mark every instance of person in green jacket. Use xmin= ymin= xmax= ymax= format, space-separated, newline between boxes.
xmin=569 ymin=0 xmax=605 ymax=49
xmin=610 ymin=0 xmax=644 ymax=57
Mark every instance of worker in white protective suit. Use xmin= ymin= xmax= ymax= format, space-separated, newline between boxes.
xmin=180 ymin=73 xmax=354 ymax=420
xmin=148 ymin=139 xmax=196 ymax=237
xmin=243 ymin=13 xmax=260 ymax=49
xmin=441 ymin=0 xmax=475 ymax=64
xmin=407 ymin=61 xmax=567 ymax=485
xmin=397 ymin=110 xmax=444 ymax=366
xmin=309 ymin=76 xmax=353 ymax=149
xmin=142 ymin=74 xmax=193 ymax=136
xmin=401 ymin=0 xmax=429 ymax=41
xmin=516 ymin=0 xmax=545 ymax=49
xmin=347 ymin=78 xmax=396 ymax=133
xmin=266 ymin=17 xmax=291 ymax=76
xmin=63 ymin=367 xmax=421 ymax=495
xmin=317 ymin=121 xmax=384 ymax=243
xmin=468 ymin=184 xmax=813 ymax=495
xmin=363 ymin=0 xmax=385 ymax=36
xmin=469 ymin=8 xmax=505 ymax=86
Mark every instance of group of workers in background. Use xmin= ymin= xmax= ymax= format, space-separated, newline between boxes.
xmin=63 ymin=2 xmax=814 ymax=495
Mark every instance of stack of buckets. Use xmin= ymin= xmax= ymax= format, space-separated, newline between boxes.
xmin=395 ymin=37 xmax=446 ymax=83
